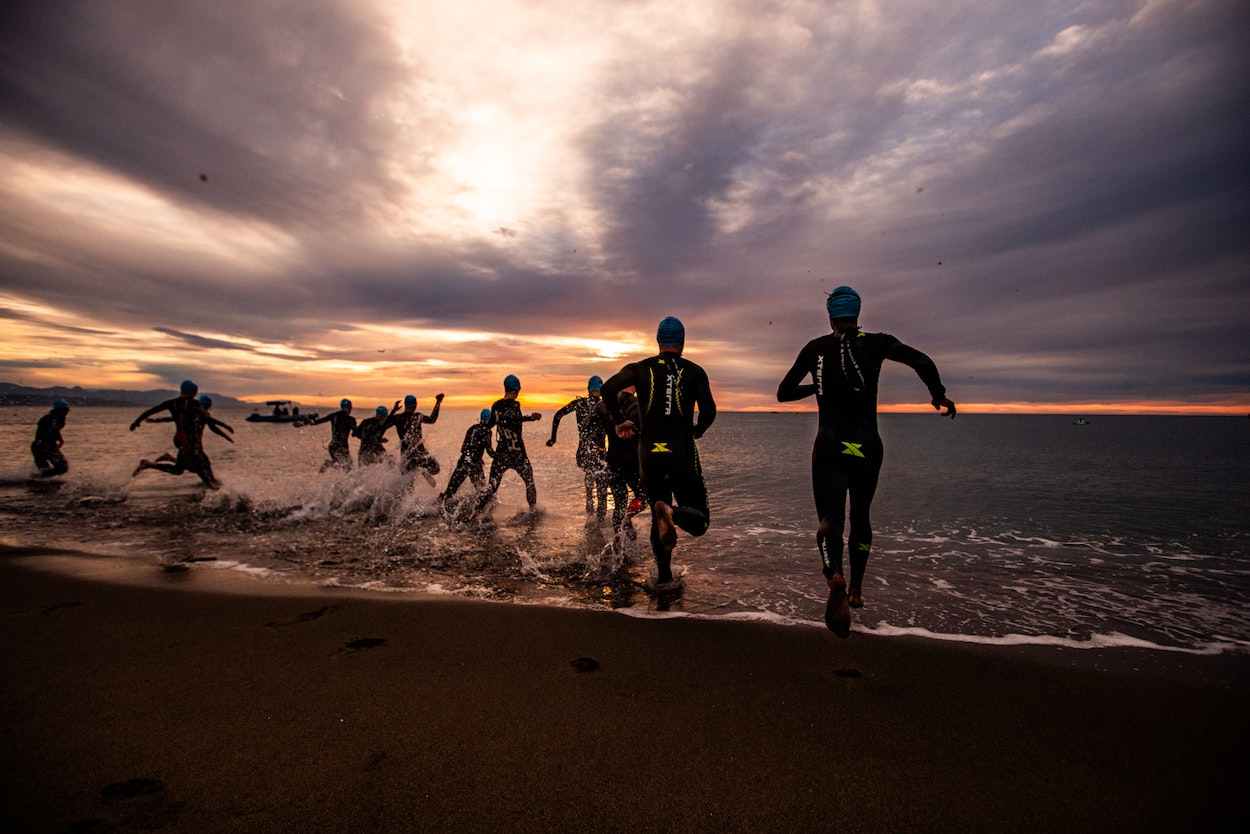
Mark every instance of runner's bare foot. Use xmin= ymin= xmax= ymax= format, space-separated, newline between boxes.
xmin=825 ymin=574 xmax=851 ymax=638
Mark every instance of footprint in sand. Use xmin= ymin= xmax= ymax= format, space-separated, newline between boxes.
xmin=101 ymin=777 xmax=166 ymax=800
xmin=570 ymin=657 xmax=600 ymax=673
xmin=265 ymin=605 xmax=340 ymax=628
xmin=11 ymin=601 xmax=84 ymax=617
xmin=40 ymin=601 xmax=83 ymax=616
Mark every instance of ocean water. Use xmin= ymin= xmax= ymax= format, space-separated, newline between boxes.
xmin=2 ymin=406 xmax=1248 ymax=656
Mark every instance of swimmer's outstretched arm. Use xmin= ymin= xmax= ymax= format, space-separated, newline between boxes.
xmin=130 ymin=401 xmax=170 ymax=430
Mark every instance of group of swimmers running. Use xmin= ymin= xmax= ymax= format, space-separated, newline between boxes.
xmin=301 ymin=372 xmax=654 ymax=538
xmin=28 ymin=292 xmax=956 ymax=635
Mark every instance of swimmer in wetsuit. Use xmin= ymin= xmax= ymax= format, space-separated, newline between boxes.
xmin=310 ymin=399 xmax=357 ymax=472
xmin=147 ymin=394 xmax=234 ymax=463
xmin=438 ymin=408 xmax=496 ymax=506
xmin=197 ymin=395 xmax=233 ymax=439
xmin=385 ymin=393 xmax=444 ymax=486
xmin=546 ymin=376 xmax=611 ymax=519
xmin=31 ymin=399 xmax=70 ymax=477
xmin=130 ymin=380 xmax=229 ymax=489
xmin=473 ymin=375 xmax=542 ymax=517
xmin=777 ymin=286 xmax=955 ymax=637
xmin=601 ymin=317 xmax=716 ymax=588
xmin=598 ymin=389 xmax=647 ymax=541
xmin=355 ymin=405 xmax=393 ymax=467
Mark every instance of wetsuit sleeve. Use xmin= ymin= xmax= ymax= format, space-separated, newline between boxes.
xmin=599 ymin=365 xmax=638 ymax=425
xmin=777 ymin=343 xmax=818 ymax=402
xmin=423 ymin=397 xmax=442 ymax=424
xmin=595 ymin=400 xmax=612 ymax=432
xmin=882 ymin=335 xmax=947 ymax=401
xmin=131 ymin=400 xmax=172 ymax=428
xmin=692 ymin=365 xmax=717 ymax=439
xmin=548 ymin=399 xmax=577 ymax=441
xmin=311 ymin=412 xmax=332 ymax=425
xmin=206 ymin=414 xmax=233 ymax=433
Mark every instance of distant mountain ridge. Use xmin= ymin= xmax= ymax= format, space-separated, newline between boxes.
xmin=0 ymin=382 xmax=254 ymax=409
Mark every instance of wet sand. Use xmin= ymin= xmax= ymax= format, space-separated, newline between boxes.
xmin=2 ymin=547 xmax=1247 ymax=833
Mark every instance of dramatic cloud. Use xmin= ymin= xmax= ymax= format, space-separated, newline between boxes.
xmin=1 ymin=0 xmax=1247 ymax=411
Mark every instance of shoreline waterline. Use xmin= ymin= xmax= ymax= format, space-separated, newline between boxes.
xmin=3 ymin=411 xmax=1248 ymax=658
xmin=7 ymin=540 xmax=1249 ymax=662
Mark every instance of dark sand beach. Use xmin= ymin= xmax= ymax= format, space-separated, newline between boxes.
xmin=2 ymin=547 xmax=1247 ymax=833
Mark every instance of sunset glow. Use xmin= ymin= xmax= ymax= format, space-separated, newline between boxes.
xmin=1 ymin=1 xmax=1245 ymax=415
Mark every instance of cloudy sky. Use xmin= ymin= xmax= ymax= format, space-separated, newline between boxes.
xmin=1 ymin=0 xmax=1247 ymax=413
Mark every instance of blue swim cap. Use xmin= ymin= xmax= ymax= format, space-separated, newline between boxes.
xmin=198 ymin=394 xmax=212 ymax=407
xmin=376 ymin=405 xmax=388 ymax=417
xmin=503 ymin=374 xmax=521 ymax=391
xmin=480 ymin=408 xmax=492 ymax=422
xmin=826 ymin=286 xmax=861 ymax=320
xmin=340 ymin=398 xmax=352 ymax=409
xmin=180 ymin=379 xmax=197 ymax=395
xmin=53 ymin=398 xmax=69 ymax=409
xmin=656 ymin=316 xmax=685 ymax=346
xmin=404 ymin=394 xmax=417 ymax=407
xmin=587 ymin=375 xmax=603 ymax=392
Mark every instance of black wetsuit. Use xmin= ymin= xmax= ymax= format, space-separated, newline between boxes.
xmin=439 ymin=422 xmax=495 ymax=502
xmin=598 ymin=394 xmax=646 ymax=535
xmin=148 ymin=414 xmax=232 ymax=446
xmin=548 ymin=395 xmax=610 ymax=516
xmin=312 ymin=410 xmax=357 ymax=471
xmin=31 ymin=409 xmax=68 ymax=476
xmin=602 ymin=353 xmax=716 ymax=577
xmin=131 ymin=396 xmax=222 ymax=487
xmin=355 ymin=416 xmax=390 ymax=467
xmin=476 ymin=398 xmax=540 ymax=511
xmin=385 ymin=400 xmax=442 ymax=475
xmin=777 ymin=330 xmax=947 ymax=590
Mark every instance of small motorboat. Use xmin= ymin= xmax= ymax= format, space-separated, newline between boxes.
xmin=246 ymin=401 xmax=315 ymax=424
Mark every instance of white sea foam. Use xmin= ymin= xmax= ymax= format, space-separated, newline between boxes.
xmin=322 ymin=579 xmax=410 ymax=593
xmin=614 ymin=607 xmax=689 ymax=620
xmin=588 ymin=605 xmax=1250 ymax=656
xmin=515 ymin=550 xmax=554 ymax=583
xmin=205 ymin=559 xmax=276 ymax=578
xmin=862 ymin=622 xmax=1242 ymax=655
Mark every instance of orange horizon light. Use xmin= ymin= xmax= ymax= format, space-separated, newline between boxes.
xmin=237 ymin=392 xmax=1249 ymax=418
